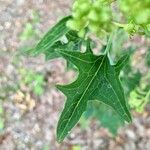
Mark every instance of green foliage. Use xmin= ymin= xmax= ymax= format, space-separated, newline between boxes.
xmin=67 ymin=0 xmax=113 ymax=37
xmin=20 ymin=23 xmax=36 ymax=40
xmin=145 ymin=47 xmax=150 ymax=66
xmin=111 ymin=29 xmax=129 ymax=57
xmin=129 ymin=71 xmax=150 ymax=112
xmin=42 ymin=144 xmax=50 ymax=150
xmin=119 ymin=0 xmax=150 ymax=35
xmin=78 ymin=115 xmax=90 ymax=130
xmin=129 ymin=87 xmax=150 ymax=112
xmin=72 ymin=145 xmax=82 ymax=150
xmin=22 ymin=0 xmax=150 ymax=142
xmin=119 ymin=0 xmax=150 ymax=25
xmin=67 ymin=0 xmax=150 ymax=36
xmin=23 ymin=16 xmax=132 ymax=142
xmin=86 ymin=101 xmax=124 ymax=135
xmin=20 ymin=10 xmax=40 ymax=41
xmin=56 ymin=42 xmax=131 ymax=142
xmin=30 ymin=16 xmax=71 ymax=56
xmin=120 ymin=48 xmax=142 ymax=96
xmin=20 ymin=69 xmax=45 ymax=96
xmin=0 ymin=102 xmax=5 ymax=132
xmin=44 ymin=30 xmax=82 ymax=61
xmin=31 ymin=10 xmax=40 ymax=24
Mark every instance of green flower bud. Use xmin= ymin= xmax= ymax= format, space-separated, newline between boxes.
xmin=88 ymin=9 xmax=99 ymax=22
xmin=68 ymin=0 xmax=114 ymax=37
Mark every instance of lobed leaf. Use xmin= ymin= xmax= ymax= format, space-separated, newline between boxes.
xmin=56 ymin=47 xmax=132 ymax=142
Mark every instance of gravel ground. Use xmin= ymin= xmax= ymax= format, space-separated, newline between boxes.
xmin=0 ymin=0 xmax=150 ymax=150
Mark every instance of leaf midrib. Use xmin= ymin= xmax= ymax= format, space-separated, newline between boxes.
xmin=58 ymin=50 xmax=96 ymax=63
xmin=58 ymin=53 xmax=106 ymax=141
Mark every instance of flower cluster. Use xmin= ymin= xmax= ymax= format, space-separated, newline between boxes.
xmin=67 ymin=0 xmax=150 ymax=37
xmin=119 ymin=0 xmax=150 ymax=35
xmin=67 ymin=0 xmax=113 ymax=37
xmin=119 ymin=0 xmax=150 ymax=25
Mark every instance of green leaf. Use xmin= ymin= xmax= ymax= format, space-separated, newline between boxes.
xmin=56 ymin=46 xmax=131 ymax=142
xmin=66 ymin=30 xmax=80 ymax=43
xmin=129 ymin=87 xmax=150 ymax=112
xmin=111 ymin=29 xmax=128 ymax=56
xmin=120 ymin=54 xmax=142 ymax=96
xmin=129 ymin=71 xmax=150 ymax=112
xmin=91 ymin=101 xmax=124 ymax=135
xmin=115 ymin=54 xmax=129 ymax=74
xmin=145 ymin=47 xmax=150 ymax=66
xmin=20 ymin=23 xmax=35 ymax=40
xmin=31 ymin=16 xmax=71 ymax=55
xmin=84 ymin=101 xmax=124 ymax=134
xmin=44 ymin=41 xmax=64 ymax=60
xmin=44 ymin=30 xmax=82 ymax=61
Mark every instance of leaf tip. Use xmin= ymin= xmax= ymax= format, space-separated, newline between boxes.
xmin=56 ymin=125 xmax=67 ymax=143
xmin=124 ymin=112 xmax=132 ymax=123
xmin=56 ymin=135 xmax=63 ymax=143
xmin=56 ymin=84 xmax=64 ymax=92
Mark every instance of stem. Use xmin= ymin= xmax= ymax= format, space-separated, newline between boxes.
xmin=112 ymin=21 xmax=127 ymax=28
xmin=104 ymin=33 xmax=113 ymax=54
xmin=104 ymin=32 xmax=116 ymax=65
